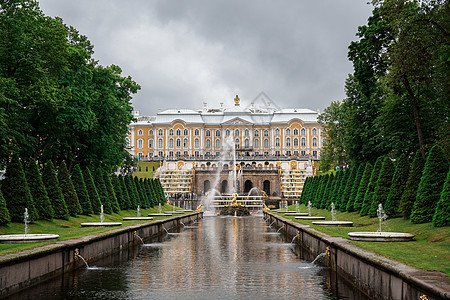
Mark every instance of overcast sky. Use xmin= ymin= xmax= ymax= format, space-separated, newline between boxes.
xmin=38 ymin=0 xmax=373 ymax=116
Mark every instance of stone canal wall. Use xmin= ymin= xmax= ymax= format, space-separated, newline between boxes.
xmin=264 ymin=212 xmax=450 ymax=300
xmin=0 ymin=212 xmax=202 ymax=297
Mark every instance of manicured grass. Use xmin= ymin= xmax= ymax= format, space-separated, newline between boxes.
xmin=0 ymin=204 xmax=185 ymax=256
xmin=276 ymin=204 xmax=450 ymax=274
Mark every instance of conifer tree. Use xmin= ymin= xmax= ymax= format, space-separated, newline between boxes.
xmin=433 ymin=168 xmax=450 ymax=227
xmin=132 ymin=176 xmax=142 ymax=208
xmin=111 ymin=175 xmax=125 ymax=210
xmin=321 ymin=173 xmax=334 ymax=209
xmin=145 ymin=178 xmax=157 ymax=207
xmin=72 ymin=164 xmax=93 ymax=215
xmin=125 ymin=175 xmax=138 ymax=209
xmin=26 ymin=160 xmax=54 ymax=220
xmin=119 ymin=175 xmax=131 ymax=210
xmin=399 ymin=150 xmax=425 ymax=219
xmin=42 ymin=161 xmax=69 ymax=220
xmin=0 ymin=190 xmax=10 ymax=225
xmin=336 ymin=170 xmax=350 ymax=210
xmin=369 ymin=157 xmax=394 ymax=217
xmin=94 ymin=168 xmax=112 ymax=214
xmin=2 ymin=154 xmax=38 ymax=222
xmin=136 ymin=177 xmax=148 ymax=208
xmin=83 ymin=168 xmax=102 ymax=214
xmin=361 ymin=157 xmax=382 ymax=216
xmin=103 ymin=172 xmax=120 ymax=213
xmin=313 ymin=176 xmax=326 ymax=207
xmin=328 ymin=171 xmax=343 ymax=210
xmin=341 ymin=166 xmax=357 ymax=212
xmin=300 ymin=177 xmax=310 ymax=204
xmin=384 ymin=154 xmax=409 ymax=218
xmin=154 ymin=179 xmax=166 ymax=203
xmin=354 ymin=163 xmax=372 ymax=212
xmin=58 ymin=161 xmax=82 ymax=216
xmin=346 ymin=164 xmax=365 ymax=212
xmin=411 ymin=145 xmax=448 ymax=224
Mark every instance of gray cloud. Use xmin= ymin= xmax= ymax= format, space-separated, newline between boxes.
xmin=38 ymin=0 xmax=373 ymax=115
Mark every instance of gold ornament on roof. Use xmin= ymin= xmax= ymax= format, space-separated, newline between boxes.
xmin=234 ymin=95 xmax=240 ymax=106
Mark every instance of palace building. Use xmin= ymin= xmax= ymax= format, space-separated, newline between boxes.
xmin=127 ymin=93 xmax=322 ymax=201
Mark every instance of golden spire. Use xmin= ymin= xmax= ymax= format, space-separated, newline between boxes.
xmin=234 ymin=94 xmax=240 ymax=106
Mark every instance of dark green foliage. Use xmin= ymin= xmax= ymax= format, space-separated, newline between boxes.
xmin=145 ymin=178 xmax=156 ymax=208
xmin=2 ymin=154 xmax=38 ymax=222
xmin=321 ymin=174 xmax=335 ymax=209
xmin=58 ymin=161 xmax=82 ymax=217
xmin=119 ymin=175 xmax=131 ymax=210
xmin=361 ymin=157 xmax=382 ymax=216
xmin=336 ymin=169 xmax=350 ymax=211
xmin=313 ymin=176 xmax=326 ymax=208
xmin=94 ymin=168 xmax=112 ymax=214
xmin=411 ymin=145 xmax=448 ymax=224
xmin=42 ymin=161 xmax=69 ymax=220
xmin=154 ymin=179 xmax=166 ymax=203
xmin=369 ymin=157 xmax=394 ymax=217
xmin=71 ymin=165 xmax=93 ymax=215
xmin=83 ymin=168 xmax=101 ymax=214
xmin=341 ymin=167 xmax=357 ymax=212
xmin=103 ymin=172 xmax=120 ymax=213
xmin=125 ymin=176 xmax=138 ymax=209
xmin=327 ymin=171 xmax=343 ymax=210
xmin=433 ymin=168 xmax=450 ymax=227
xmin=299 ymin=177 xmax=310 ymax=204
xmin=135 ymin=177 xmax=147 ymax=208
xmin=25 ymin=160 xmax=54 ymax=220
xmin=0 ymin=190 xmax=10 ymax=225
xmin=354 ymin=163 xmax=372 ymax=212
xmin=346 ymin=164 xmax=365 ymax=212
xmin=131 ymin=176 xmax=141 ymax=208
xmin=399 ymin=151 xmax=425 ymax=219
xmin=111 ymin=175 xmax=125 ymax=210
xmin=384 ymin=155 xmax=409 ymax=218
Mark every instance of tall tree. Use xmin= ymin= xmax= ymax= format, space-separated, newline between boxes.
xmin=384 ymin=154 xmax=409 ymax=218
xmin=353 ymin=163 xmax=373 ymax=212
xmin=83 ymin=168 xmax=101 ymax=214
xmin=361 ymin=157 xmax=382 ymax=216
xmin=71 ymin=164 xmax=93 ymax=215
xmin=341 ymin=166 xmax=357 ymax=211
xmin=58 ymin=161 xmax=82 ymax=216
xmin=119 ymin=175 xmax=131 ymax=210
xmin=369 ymin=157 xmax=394 ymax=217
xmin=103 ymin=171 xmax=120 ymax=213
xmin=25 ymin=160 xmax=54 ymax=220
xmin=42 ymin=161 xmax=69 ymax=220
xmin=433 ymin=167 xmax=449 ymax=227
xmin=346 ymin=164 xmax=365 ymax=212
xmin=0 ymin=190 xmax=10 ymax=225
xmin=399 ymin=150 xmax=425 ymax=219
xmin=94 ymin=168 xmax=112 ymax=214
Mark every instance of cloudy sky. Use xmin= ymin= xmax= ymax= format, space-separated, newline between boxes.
xmin=38 ymin=0 xmax=373 ymax=116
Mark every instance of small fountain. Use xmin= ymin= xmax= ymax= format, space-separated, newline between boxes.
xmin=123 ymin=205 xmax=154 ymax=221
xmin=81 ymin=205 xmax=122 ymax=227
xmin=0 ymin=208 xmax=59 ymax=243
xmin=311 ymin=247 xmax=331 ymax=264
xmin=284 ymin=201 xmax=308 ymax=217
xmin=295 ymin=201 xmax=325 ymax=220
xmin=148 ymin=203 xmax=172 ymax=217
xmin=348 ymin=204 xmax=414 ymax=242
xmin=312 ymin=202 xmax=353 ymax=227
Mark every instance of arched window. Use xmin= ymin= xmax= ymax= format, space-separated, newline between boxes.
xmin=301 ymin=128 xmax=306 ymax=135
xmin=206 ymin=139 xmax=211 ymax=148
xmin=254 ymin=138 xmax=260 ymax=148
xmin=176 ymin=129 xmax=181 ymax=136
xmin=254 ymin=130 xmax=259 ymax=136
xmin=169 ymin=138 xmax=174 ymax=148
xmin=137 ymin=138 xmax=144 ymax=149
xmin=293 ymin=128 xmax=298 ymax=135
xmin=215 ymin=139 xmax=220 ymax=148
xmin=148 ymin=139 xmax=153 ymax=148
xmin=286 ymin=137 xmax=291 ymax=147
xmin=194 ymin=129 xmax=200 ymax=136
xmin=176 ymin=138 xmax=181 ymax=147
xmin=312 ymin=137 xmax=317 ymax=147
xmin=294 ymin=138 xmax=298 ymax=147
xmin=226 ymin=129 xmax=230 ymax=136
xmin=235 ymin=138 xmax=240 ymax=148
xmin=235 ymin=129 xmax=240 ymax=136
xmin=264 ymin=139 xmax=269 ymax=148
xmin=312 ymin=128 xmax=317 ymax=135
xmin=263 ymin=130 xmax=269 ymax=137
xmin=215 ymin=130 xmax=220 ymax=137
xmin=184 ymin=129 xmax=188 ymax=136
xmin=137 ymin=129 xmax=143 ymax=136
xmin=194 ymin=138 xmax=199 ymax=148
xmin=137 ymin=151 xmax=143 ymax=157
xmin=275 ymin=128 xmax=280 ymax=136
xmin=169 ymin=129 xmax=174 ymax=136
xmin=244 ymin=139 xmax=249 ymax=148
xmin=148 ymin=129 xmax=153 ymax=136
xmin=158 ymin=129 xmax=164 ymax=136
xmin=286 ymin=128 xmax=291 ymax=136
xmin=244 ymin=129 xmax=249 ymax=136
xmin=205 ymin=130 xmax=211 ymax=137
xmin=301 ymin=137 xmax=306 ymax=147
xmin=158 ymin=138 xmax=163 ymax=148
xmin=183 ymin=138 xmax=189 ymax=148
xmin=275 ymin=137 xmax=280 ymax=147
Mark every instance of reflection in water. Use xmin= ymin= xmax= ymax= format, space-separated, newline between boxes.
xmin=7 ymin=216 xmax=371 ymax=300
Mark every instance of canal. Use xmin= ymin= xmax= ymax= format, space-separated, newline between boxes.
xmin=7 ymin=216 xmax=370 ymax=299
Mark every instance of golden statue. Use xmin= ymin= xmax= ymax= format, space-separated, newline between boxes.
xmin=234 ymin=94 xmax=240 ymax=106
xmin=262 ymin=191 xmax=268 ymax=198
xmin=263 ymin=203 xmax=271 ymax=211
xmin=230 ymin=192 xmax=239 ymax=207
xmin=195 ymin=204 xmax=203 ymax=212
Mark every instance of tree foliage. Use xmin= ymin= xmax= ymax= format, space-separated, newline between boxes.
xmin=42 ymin=160 xmax=69 ymax=220
xmin=0 ymin=189 xmax=10 ymax=225
xmin=58 ymin=161 xmax=82 ymax=216
xmin=71 ymin=164 xmax=93 ymax=215
xmin=25 ymin=160 xmax=54 ymax=220
xmin=83 ymin=168 xmax=101 ymax=214
xmin=433 ymin=167 xmax=450 ymax=227
xmin=384 ymin=154 xmax=409 ymax=217
xmin=369 ymin=157 xmax=394 ymax=217
xmin=399 ymin=150 xmax=425 ymax=219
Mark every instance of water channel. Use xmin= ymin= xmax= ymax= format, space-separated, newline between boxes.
xmin=7 ymin=216 xmax=371 ymax=299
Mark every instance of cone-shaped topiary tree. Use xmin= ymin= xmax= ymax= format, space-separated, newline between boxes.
xmin=26 ymin=160 xmax=54 ymax=220
xmin=111 ymin=175 xmax=125 ymax=210
xmin=361 ymin=157 xmax=382 ymax=216
xmin=346 ymin=164 xmax=365 ymax=212
xmin=399 ymin=150 xmax=425 ymax=219
xmin=125 ymin=175 xmax=138 ymax=209
xmin=135 ymin=177 xmax=147 ymax=208
xmin=144 ymin=178 xmax=156 ymax=208
xmin=0 ymin=190 xmax=10 ymax=225
xmin=384 ymin=154 xmax=409 ymax=218
xmin=148 ymin=178 xmax=158 ymax=207
xmin=313 ymin=175 xmax=326 ymax=208
xmin=2 ymin=154 xmax=38 ymax=222
xmin=411 ymin=145 xmax=448 ymax=224
xmin=72 ymin=165 xmax=93 ymax=215
xmin=119 ymin=175 xmax=131 ymax=210
xmin=320 ymin=173 xmax=335 ymax=209
xmin=341 ymin=167 xmax=357 ymax=212
xmin=369 ymin=157 xmax=394 ymax=217
xmin=299 ymin=177 xmax=310 ymax=205
xmin=94 ymin=168 xmax=112 ymax=214
xmin=327 ymin=171 xmax=343 ymax=210
xmin=131 ymin=176 xmax=141 ymax=208
xmin=42 ymin=161 xmax=69 ymax=220
xmin=103 ymin=171 xmax=120 ymax=213
xmin=354 ymin=163 xmax=372 ymax=212
xmin=154 ymin=179 xmax=166 ymax=203
xmin=433 ymin=167 xmax=450 ymax=227
xmin=58 ymin=161 xmax=82 ymax=217
xmin=83 ymin=168 xmax=102 ymax=214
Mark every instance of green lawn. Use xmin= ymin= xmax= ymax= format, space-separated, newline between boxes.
xmin=276 ymin=204 xmax=450 ymax=274
xmin=0 ymin=204 xmax=185 ymax=256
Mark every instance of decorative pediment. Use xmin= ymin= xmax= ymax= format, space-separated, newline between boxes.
xmin=221 ymin=117 xmax=254 ymax=126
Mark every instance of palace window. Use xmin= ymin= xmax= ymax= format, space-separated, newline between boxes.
xmin=194 ymin=138 xmax=199 ymax=148
xmin=176 ymin=138 xmax=181 ymax=147
xmin=158 ymin=129 xmax=164 ymax=136
xmin=244 ymin=139 xmax=249 ymax=148
xmin=206 ymin=139 xmax=211 ymax=148
xmin=158 ymin=151 xmax=163 ymax=157
xmin=286 ymin=137 xmax=291 ymax=147
xmin=148 ymin=152 xmax=153 ymax=157
xmin=226 ymin=129 xmax=230 ymax=136
xmin=313 ymin=150 xmax=317 ymax=156
xmin=286 ymin=128 xmax=291 ymax=136
xmin=294 ymin=138 xmax=299 ymax=147
xmin=195 ymin=151 xmax=199 ymax=157
xmin=183 ymin=138 xmax=189 ymax=148
xmin=158 ymin=138 xmax=163 ymax=148
xmin=294 ymin=150 xmax=298 ymax=155
xmin=293 ymin=128 xmax=298 ymax=135
xmin=148 ymin=129 xmax=153 ymax=136
xmin=148 ymin=139 xmax=153 ymax=148
xmin=275 ymin=137 xmax=280 ymax=147
xmin=169 ymin=151 xmax=173 ymax=157
xmin=215 ymin=139 xmax=220 ymax=148
xmin=264 ymin=139 xmax=269 ymax=148
xmin=254 ymin=130 xmax=259 ymax=137
xmin=137 ymin=152 xmax=143 ymax=157
xmin=137 ymin=138 xmax=144 ymax=149
xmin=301 ymin=150 xmax=305 ymax=155
xmin=176 ymin=151 xmax=181 ymax=157
xmin=312 ymin=137 xmax=317 ymax=147
xmin=275 ymin=128 xmax=280 ymax=136
xmin=301 ymin=137 xmax=306 ymax=147
xmin=244 ymin=129 xmax=249 ymax=136
xmin=235 ymin=138 xmax=240 ymax=148
xmin=184 ymin=151 xmax=188 ymax=156
xmin=312 ymin=128 xmax=317 ymax=135
xmin=169 ymin=138 xmax=174 ymax=148
xmin=184 ymin=129 xmax=189 ymax=136
xmin=215 ymin=130 xmax=220 ymax=137
xmin=206 ymin=130 xmax=211 ymax=137
xmin=301 ymin=128 xmax=306 ymax=135
xmin=194 ymin=129 xmax=200 ymax=136
xmin=254 ymin=138 xmax=260 ymax=148
xmin=263 ymin=130 xmax=269 ymax=137
xmin=235 ymin=129 xmax=240 ymax=136
xmin=137 ymin=129 xmax=143 ymax=136
xmin=176 ymin=129 xmax=181 ymax=136
xmin=169 ymin=129 xmax=174 ymax=136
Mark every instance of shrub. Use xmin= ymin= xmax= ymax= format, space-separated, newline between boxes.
xmin=433 ymin=167 xmax=450 ymax=227
xmin=25 ymin=160 xmax=54 ymax=220
xmin=58 ymin=161 xmax=82 ymax=217
xmin=71 ymin=164 xmax=93 ymax=215
xmin=399 ymin=150 xmax=425 ymax=219
xmin=361 ymin=157 xmax=382 ymax=216
xmin=0 ymin=190 xmax=10 ymax=225
xmin=83 ymin=168 xmax=101 ymax=214
xmin=103 ymin=172 xmax=120 ymax=213
xmin=42 ymin=161 xmax=69 ymax=220
xmin=369 ymin=157 xmax=394 ymax=218
xmin=94 ymin=168 xmax=112 ymax=214
xmin=341 ymin=166 xmax=357 ymax=211
xmin=119 ymin=175 xmax=131 ymax=210
xmin=384 ymin=154 xmax=409 ymax=218
xmin=353 ymin=163 xmax=372 ymax=212
xmin=346 ymin=164 xmax=365 ymax=212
